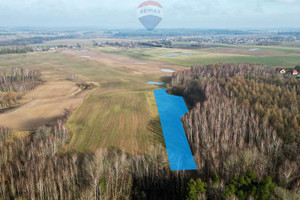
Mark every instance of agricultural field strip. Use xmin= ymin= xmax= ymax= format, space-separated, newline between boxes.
xmin=59 ymin=49 xmax=182 ymax=153
xmin=99 ymin=46 xmax=300 ymax=67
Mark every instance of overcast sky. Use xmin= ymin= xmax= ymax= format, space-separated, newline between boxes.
xmin=0 ymin=0 xmax=299 ymax=29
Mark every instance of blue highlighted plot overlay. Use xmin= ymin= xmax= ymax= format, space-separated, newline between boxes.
xmin=154 ymin=89 xmax=197 ymax=171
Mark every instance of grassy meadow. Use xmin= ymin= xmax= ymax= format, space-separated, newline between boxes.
xmin=99 ymin=45 xmax=300 ymax=67
xmin=0 ymin=50 xmax=165 ymax=154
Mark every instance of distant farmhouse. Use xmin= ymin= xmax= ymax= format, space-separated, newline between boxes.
xmin=276 ymin=66 xmax=300 ymax=78
xmin=293 ymin=69 xmax=298 ymax=76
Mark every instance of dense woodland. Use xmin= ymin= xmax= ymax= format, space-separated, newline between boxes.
xmin=171 ymin=63 xmax=300 ymax=199
xmin=0 ymin=68 xmax=41 ymax=109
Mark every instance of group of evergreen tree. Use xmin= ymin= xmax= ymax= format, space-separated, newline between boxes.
xmin=186 ymin=171 xmax=276 ymax=200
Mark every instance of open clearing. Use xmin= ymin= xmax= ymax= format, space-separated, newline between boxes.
xmin=0 ymin=49 xmax=181 ymax=154
xmin=0 ymin=81 xmax=89 ymax=130
xmin=61 ymin=49 xmax=183 ymax=75
xmin=60 ymin=49 xmax=182 ymax=154
xmin=100 ymin=46 xmax=300 ymax=67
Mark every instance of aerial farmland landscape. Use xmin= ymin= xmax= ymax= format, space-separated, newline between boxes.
xmin=0 ymin=0 xmax=300 ymax=200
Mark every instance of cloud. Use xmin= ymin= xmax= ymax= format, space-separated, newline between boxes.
xmin=0 ymin=0 xmax=299 ymax=28
xmin=275 ymin=0 xmax=296 ymax=3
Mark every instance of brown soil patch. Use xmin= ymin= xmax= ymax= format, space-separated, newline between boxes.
xmin=0 ymin=81 xmax=89 ymax=130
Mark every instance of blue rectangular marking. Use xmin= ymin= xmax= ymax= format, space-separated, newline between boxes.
xmin=154 ymin=88 xmax=197 ymax=171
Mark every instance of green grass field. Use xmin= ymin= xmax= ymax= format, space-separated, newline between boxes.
xmin=68 ymin=88 xmax=162 ymax=153
xmin=99 ymin=46 xmax=300 ymax=67
xmin=0 ymin=50 xmax=164 ymax=154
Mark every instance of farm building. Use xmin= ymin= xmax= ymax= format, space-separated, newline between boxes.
xmin=292 ymin=69 xmax=298 ymax=76
xmin=280 ymin=69 xmax=286 ymax=74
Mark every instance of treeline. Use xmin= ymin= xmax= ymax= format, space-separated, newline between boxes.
xmin=171 ymin=63 xmax=300 ymax=199
xmin=0 ymin=92 xmax=21 ymax=110
xmin=171 ymin=63 xmax=280 ymax=106
xmin=171 ymin=63 xmax=278 ymax=88
xmin=0 ymin=108 xmax=192 ymax=199
xmin=0 ymin=108 xmax=85 ymax=199
xmin=76 ymin=82 xmax=97 ymax=90
xmin=0 ymin=67 xmax=41 ymax=110
xmin=113 ymin=29 xmax=250 ymax=38
xmin=0 ymin=67 xmax=42 ymax=93
xmin=0 ymin=47 xmax=34 ymax=54
xmin=0 ymin=35 xmax=77 ymax=46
